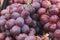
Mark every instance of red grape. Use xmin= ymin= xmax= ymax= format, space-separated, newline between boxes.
xmin=42 ymin=0 xmax=51 ymax=8
xmin=49 ymin=15 xmax=59 ymax=23
xmin=38 ymin=8 xmax=46 ymax=16
xmin=40 ymin=14 xmax=49 ymax=24
xmin=49 ymin=24 xmax=57 ymax=32
xmin=0 ymin=32 xmax=5 ymax=40
xmin=5 ymin=37 xmax=12 ymax=40
xmin=44 ymin=22 xmax=51 ymax=31
xmin=57 ymin=20 xmax=60 ymax=28
xmin=54 ymin=29 xmax=60 ymax=38
xmin=48 ymin=5 xmax=59 ymax=15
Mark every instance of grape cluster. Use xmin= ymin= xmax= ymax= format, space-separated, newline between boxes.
xmin=0 ymin=0 xmax=42 ymax=40
xmin=37 ymin=0 xmax=60 ymax=40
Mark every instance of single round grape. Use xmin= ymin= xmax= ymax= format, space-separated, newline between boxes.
xmin=6 ymin=19 xmax=16 ymax=29
xmin=42 ymin=0 xmax=51 ymax=8
xmin=10 ymin=25 xmax=21 ymax=36
xmin=49 ymin=15 xmax=59 ymax=23
xmin=21 ymin=10 xmax=30 ymax=19
xmin=40 ymin=14 xmax=49 ymax=24
xmin=16 ymin=34 xmax=27 ymax=40
xmin=48 ymin=5 xmax=59 ymax=15
xmin=22 ymin=24 xmax=30 ymax=33
xmin=4 ymin=13 xmax=11 ymax=20
xmin=31 ymin=2 xmax=40 ymax=10
xmin=25 ymin=36 xmax=36 ymax=40
xmin=54 ymin=29 xmax=60 ymax=38
xmin=25 ymin=16 xmax=33 ymax=26
xmin=0 ymin=19 xmax=6 ymax=26
xmin=57 ymin=20 xmax=60 ymax=28
xmin=24 ymin=4 xmax=35 ymax=14
xmin=38 ymin=8 xmax=46 ymax=16
xmin=29 ymin=28 xmax=36 ymax=36
xmin=11 ymin=12 xmax=20 ymax=19
xmin=1 ymin=9 xmax=10 ymax=15
xmin=44 ymin=23 xmax=51 ymax=31
xmin=5 ymin=37 xmax=12 ymax=40
xmin=0 ymin=32 xmax=5 ymax=40
xmin=16 ymin=17 xmax=24 ymax=26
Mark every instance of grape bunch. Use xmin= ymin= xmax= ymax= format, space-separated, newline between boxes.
xmin=37 ymin=0 xmax=60 ymax=40
xmin=0 ymin=0 xmax=42 ymax=40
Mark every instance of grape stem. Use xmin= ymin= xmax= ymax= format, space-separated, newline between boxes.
xmin=27 ymin=0 xmax=31 ymax=7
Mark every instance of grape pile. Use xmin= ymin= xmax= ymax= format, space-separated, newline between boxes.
xmin=1 ymin=0 xmax=60 ymax=40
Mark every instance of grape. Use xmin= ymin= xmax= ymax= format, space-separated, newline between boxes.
xmin=21 ymin=10 xmax=30 ymax=19
xmin=5 ymin=37 xmax=12 ymax=40
xmin=1 ymin=9 xmax=10 ymax=15
xmin=25 ymin=16 xmax=33 ymax=26
xmin=16 ymin=34 xmax=27 ymax=40
xmin=50 ymin=0 xmax=60 ymax=4
xmin=25 ymin=36 xmax=36 ymax=40
xmin=11 ymin=12 xmax=20 ymax=19
xmin=49 ymin=24 xmax=57 ymax=32
xmin=17 ymin=5 xmax=25 ymax=13
xmin=32 ymin=20 xmax=37 ymax=27
xmin=4 ymin=13 xmax=11 ymax=20
xmin=0 ymin=19 xmax=6 ymax=26
xmin=0 ymin=32 xmax=5 ymax=40
xmin=10 ymin=7 xmax=18 ymax=13
xmin=16 ymin=17 xmax=24 ymax=26
xmin=38 ymin=8 xmax=46 ymax=16
xmin=0 ymin=16 xmax=6 ymax=20
xmin=54 ymin=29 xmax=60 ymax=38
xmin=40 ymin=14 xmax=49 ymax=24
xmin=48 ymin=5 xmax=59 ymax=15
xmin=22 ymin=24 xmax=30 ymax=33
xmin=56 ymin=3 xmax=60 ymax=10
xmin=29 ymin=28 xmax=36 ymax=36
xmin=44 ymin=23 xmax=51 ymax=31
xmin=31 ymin=2 xmax=40 ymax=10
xmin=6 ymin=19 xmax=16 ymax=29
xmin=57 ymin=20 xmax=60 ymax=28
xmin=49 ymin=32 xmax=54 ymax=38
xmin=24 ymin=4 xmax=35 ymax=14
xmin=49 ymin=15 xmax=59 ymax=23
xmin=31 ymin=14 xmax=39 ymax=21
xmin=10 ymin=25 xmax=21 ymax=36
xmin=42 ymin=0 xmax=51 ymax=8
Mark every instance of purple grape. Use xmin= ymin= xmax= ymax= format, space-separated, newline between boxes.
xmin=22 ymin=24 xmax=30 ymax=33
xmin=16 ymin=17 xmax=24 ymax=26
xmin=11 ymin=12 xmax=20 ymax=19
xmin=10 ymin=25 xmax=21 ymax=36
